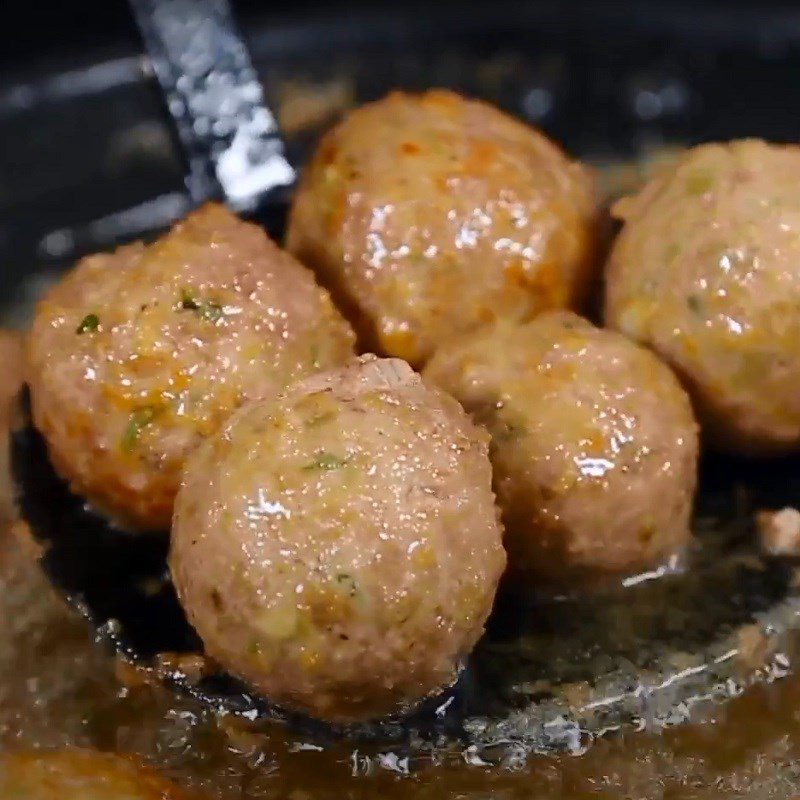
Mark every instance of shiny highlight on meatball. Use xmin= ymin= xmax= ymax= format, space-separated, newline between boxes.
xmin=606 ymin=139 xmax=800 ymax=454
xmin=424 ymin=311 xmax=699 ymax=587
xmin=287 ymin=89 xmax=599 ymax=366
xmin=170 ymin=355 xmax=505 ymax=722
xmin=27 ymin=203 xmax=355 ymax=530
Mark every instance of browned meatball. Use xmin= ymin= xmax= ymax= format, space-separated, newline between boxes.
xmin=27 ymin=204 xmax=355 ymax=530
xmin=170 ymin=355 xmax=505 ymax=722
xmin=0 ymin=330 xmax=23 ymax=412
xmin=0 ymin=750 xmax=197 ymax=799
xmin=424 ymin=312 xmax=698 ymax=587
xmin=606 ymin=139 xmax=800 ymax=454
xmin=287 ymin=90 xmax=599 ymax=366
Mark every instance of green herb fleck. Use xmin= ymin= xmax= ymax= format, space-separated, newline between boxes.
xmin=309 ymin=343 xmax=321 ymax=369
xmin=76 ymin=313 xmax=100 ymax=334
xmin=121 ymin=405 xmax=159 ymax=452
xmin=179 ymin=289 xmax=201 ymax=311
xmin=687 ymin=294 xmax=703 ymax=314
xmin=302 ymin=452 xmax=346 ymax=471
xmin=336 ymin=573 xmax=359 ymax=597
xmin=178 ymin=289 xmax=223 ymax=322
xmin=685 ymin=170 xmax=714 ymax=196
xmin=664 ymin=242 xmax=681 ymax=264
xmin=638 ymin=521 xmax=656 ymax=543
xmin=200 ymin=301 xmax=223 ymax=322
xmin=306 ymin=411 xmax=336 ymax=428
xmin=495 ymin=421 xmax=527 ymax=442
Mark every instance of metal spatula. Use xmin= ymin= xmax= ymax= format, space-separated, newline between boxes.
xmin=129 ymin=0 xmax=294 ymax=215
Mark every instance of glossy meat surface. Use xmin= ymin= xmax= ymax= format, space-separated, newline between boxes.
xmin=606 ymin=139 xmax=800 ymax=454
xmin=424 ymin=311 xmax=698 ymax=586
xmin=170 ymin=355 xmax=505 ymax=722
xmin=287 ymin=90 xmax=599 ymax=366
xmin=27 ymin=204 xmax=355 ymax=529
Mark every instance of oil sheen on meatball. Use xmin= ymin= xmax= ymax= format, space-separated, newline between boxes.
xmin=606 ymin=139 xmax=800 ymax=454
xmin=423 ymin=312 xmax=698 ymax=587
xmin=287 ymin=89 xmax=599 ymax=367
xmin=27 ymin=203 xmax=355 ymax=530
xmin=170 ymin=355 xmax=505 ymax=722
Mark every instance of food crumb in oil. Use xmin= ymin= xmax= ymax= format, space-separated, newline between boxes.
xmin=757 ymin=507 xmax=800 ymax=557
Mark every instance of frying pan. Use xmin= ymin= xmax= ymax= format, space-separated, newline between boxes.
xmin=6 ymin=0 xmax=800 ymax=762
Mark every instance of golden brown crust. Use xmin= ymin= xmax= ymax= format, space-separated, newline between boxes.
xmin=287 ymin=89 xmax=599 ymax=367
xmin=606 ymin=139 xmax=800 ymax=454
xmin=170 ymin=356 xmax=505 ymax=722
xmin=27 ymin=204 xmax=355 ymax=529
xmin=424 ymin=312 xmax=698 ymax=585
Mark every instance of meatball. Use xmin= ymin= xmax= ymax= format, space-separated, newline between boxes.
xmin=27 ymin=203 xmax=355 ymax=530
xmin=423 ymin=312 xmax=698 ymax=586
xmin=0 ymin=330 xmax=23 ymax=412
xmin=287 ymin=89 xmax=598 ymax=367
xmin=0 ymin=750 xmax=196 ymax=799
xmin=606 ymin=139 xmax=800 ymax=454
xmin=170 ymin=355 xmax=505 ymax=722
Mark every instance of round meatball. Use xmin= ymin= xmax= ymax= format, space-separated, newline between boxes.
xmin=287 ymin=89 xmax=599 ymax=367
xmin=170 ymin=355 xmax=505 ymax=722
xmin=27 ymin=203 xmax=355 ymax=530
xmin=0 ymin=750 xmax=196 ymax=799
xmin=423 ymin=312 xmax=698 ymax=586
xmin=606 ymin=139 xmax=800 ymax=454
